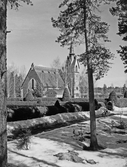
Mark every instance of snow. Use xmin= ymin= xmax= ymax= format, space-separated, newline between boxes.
xmin=8 ymin=109 xmax=127 ymax=167
xmin=8 ymin=136 xmax=127 ymax=167
xmin=113 ymin=105 xmax=127 ymax=113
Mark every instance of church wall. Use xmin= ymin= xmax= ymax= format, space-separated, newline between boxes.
xmin=66 ymin=54 xmax=81 ymax=98
xmin=74 ymin=72 xmax=80 ymax=98
xmin=22 ymin=69 xmax=41 ymax=98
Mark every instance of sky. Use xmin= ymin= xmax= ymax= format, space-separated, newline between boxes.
xmin=7 ymin=0 xmax=127 ymax=87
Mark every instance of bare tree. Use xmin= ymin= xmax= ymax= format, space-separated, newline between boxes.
xmin=50 ymin=56 xmax=62 ymax=69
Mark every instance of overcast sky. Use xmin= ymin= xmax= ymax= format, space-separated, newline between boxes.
xmin=7 ymin=0 xmax=127 ymax=87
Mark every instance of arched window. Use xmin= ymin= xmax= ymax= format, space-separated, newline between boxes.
xmin=32 ymin=79 xmax=34 ymax=89
xmin=28 ymin=78 xmax=36 ymax=90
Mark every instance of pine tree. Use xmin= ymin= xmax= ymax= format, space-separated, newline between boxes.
xmin=51 ymin=0 xmax=115 ymax=150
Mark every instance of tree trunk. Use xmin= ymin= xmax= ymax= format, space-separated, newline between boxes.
xmin=87 ymin=65 xmax=98 ymax=150
xmin=0 ymin=0 xmax=7 ymax=166
xmin=83 ymin=0 xmax=99 ymax=151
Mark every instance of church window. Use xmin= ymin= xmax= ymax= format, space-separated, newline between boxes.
xmin=32 ymin=79 xmax=35 ymax=89
xmin=76 ymin=65 xmax=78 ymax=72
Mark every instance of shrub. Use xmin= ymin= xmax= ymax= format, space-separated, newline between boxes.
xmin=33 ymin=82 xmax=43 ymax=97
xmin=62 ymin=87 xmax=71 ymax=101
xmin=24 ymin=90 xmax=34 ymax=101
xmin=108 ymin=91 xmax=127 ymax=107
xmin=124 ymin=91 xmax=127 ymax=98
xmin=72 ymin=128 xmax=86 ymax=142
xmin=7 ymin=108 xmax=15 ymax=121
xmin=71 ymin=98 xmax=88 ymax=102
xmin=118 ymin=119 xmax=127 ymax=129
xmin=33 ymin=89 xmax=42 ymax=97
xmin=64 ymin=102 xmax=77 ymax=112
xmin=108 ymin=90 xmax=119 ymax=107
xmin=109 ymin=91 xmax=117 ymax=103
xmin=13 ymin=125 xmax=31 ymax=150
xmin=36 ymin=106 xmax=48 ymax=117
xmin=7 ymin=97 xmax=22 ymax=101
xmin=7 ymin=100 xmax=37 ymax=107
xmin=54 ymin=100 xmax=61 ymax=108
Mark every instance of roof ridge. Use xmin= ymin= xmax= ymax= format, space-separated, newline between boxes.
xmin=34 ymin=65 xmax=59 ymax=72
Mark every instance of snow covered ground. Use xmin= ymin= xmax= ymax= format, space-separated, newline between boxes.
xmin=8 ymin=136 xmax=127 ymax=167
xmin=8 ymin=116 xmax=127 ymax=167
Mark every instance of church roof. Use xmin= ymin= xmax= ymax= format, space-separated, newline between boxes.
xmin=34 ymin=65 xmax=64 ymax=88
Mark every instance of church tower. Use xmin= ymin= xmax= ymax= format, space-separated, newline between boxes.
xmin=65 ymin=42 xmax=80 ymax=98
xmin=73 ymin=56 xmax=80 ymax=98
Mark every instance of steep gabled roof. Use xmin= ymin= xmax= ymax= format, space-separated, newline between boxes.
xmin=34 ymin=65 xmax=64 ymax=88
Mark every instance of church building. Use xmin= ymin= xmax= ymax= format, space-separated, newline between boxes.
xmin=21 ymin=45 xmax=80 ymax=98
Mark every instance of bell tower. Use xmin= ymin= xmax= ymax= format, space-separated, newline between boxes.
xmin=73 ymin=55 xmax=80 ymax=98
xmin=65 ymin=42 xmax=80 ymax=98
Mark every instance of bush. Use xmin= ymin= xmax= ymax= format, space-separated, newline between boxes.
xmin=36 ymin=106 xmax=48 ymax=117
xmin=62 ymin=87 xmax=71 ymax=101
xmin=7 ymin=107 xmax=41 ymax=122
xmin=24 ymin=90 xmax=34 ymax=101
xmin=7 ymin=100 xmax=37 ymax=107
xmin=124 ymin=91 xmax=127 ymax=98
xmin=109 ymin=91 xmax=118 ymax=105
xmin=71 ymin=98 xmax=88 ymax=102
xmin=37 ymin=98 xmax=57 ymax=106
xmin=7 ymin=108 xmax=15 ymax=121
xmin=7 ymin=97 xmax=22 ymax=101
xmin=117 ymin=120 xmax=127 ymax=129
xmin=13 ymin=125 xmax=31 ymax=150
xmin=33 ymin=89 xmax=42 ymax=97
xmin=63 ymin=102 xmax=81 ymax=112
